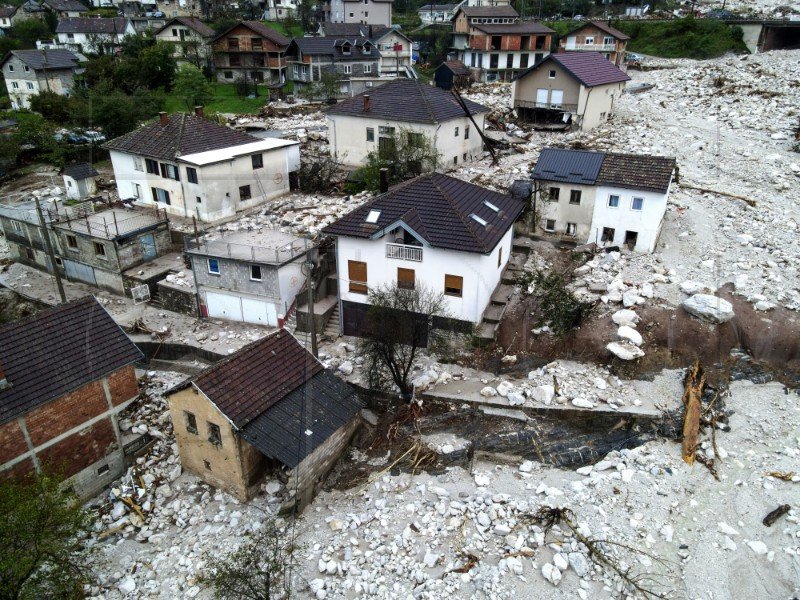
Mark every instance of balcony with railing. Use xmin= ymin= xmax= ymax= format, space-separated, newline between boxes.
xmin=185 ymin=232 xmax=310 ymax=264
xmin=566 ymin=43 xmax=616 ymax=51
xmin=386 ymin=243 xmax=423 ymax=262
xmin=513 ymin=99 xmax=578 ymax=113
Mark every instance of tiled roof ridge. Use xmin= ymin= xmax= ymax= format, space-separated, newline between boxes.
xmin=429 ymin=173 xmax=488 ymax=253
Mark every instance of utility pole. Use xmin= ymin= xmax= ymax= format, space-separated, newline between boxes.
xmin=34 ymin=197 xmax=66 ymax=304
xmin=304 ymin=251 xmax=318 ymax=358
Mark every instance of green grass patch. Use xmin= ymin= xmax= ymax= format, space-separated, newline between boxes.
xmin=614 ymin=17 xmax=748 ymax=59
xmin=164 ymin=83 xmax=270 ymax=114
xmin=261 ymin=20 xmax=306 ymax=38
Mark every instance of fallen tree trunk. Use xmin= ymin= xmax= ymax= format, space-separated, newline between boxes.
xmin=680 ymin=184 xmax=757 ymax=207
xmin=681 ymin=361 xmax=706 ymax=465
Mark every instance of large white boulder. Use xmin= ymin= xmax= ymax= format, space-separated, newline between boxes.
xmin=617 ymin=325 xmax=643 ymax=346
xmin=606 ymin=342 xmax=645 ymax=361
xmin=611 ymin=309 xmax=639 ymax=327
xmin=682 ymin=294 xmax=735 ymax=323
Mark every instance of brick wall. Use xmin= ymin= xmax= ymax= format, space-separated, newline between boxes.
xmin=0 ymin=419 xmax=26 ymax=464
xmin=37 ymin=419 xmax=117 ymax=478
xmin=108 ymin=365 xmax=138 ymax=406
xmin=24 ymin=380 xmax=107 ymax=446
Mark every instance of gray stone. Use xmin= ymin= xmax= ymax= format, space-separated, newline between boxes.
xmin=681 ymin=294 xmax=735 ymax=323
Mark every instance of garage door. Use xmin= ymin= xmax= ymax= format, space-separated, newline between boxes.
xmin=242 ymin=297 xmax=277 ymax=326
xmin=206 ymin=291 xmax=243 ymax=321
xmin=63 ymin=259 xmax=96 ymax=286
xmin=206 ymin=292 xmax=277 ymax=326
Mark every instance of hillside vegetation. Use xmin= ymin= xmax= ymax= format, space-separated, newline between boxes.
xmin=615 ymin=17 xmax=749 ymax=59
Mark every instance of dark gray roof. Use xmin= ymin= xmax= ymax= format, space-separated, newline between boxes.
xmin=2 ymin=49 xmax=80 ymax=70
xmin=0 ymin=6 xmax=18 ymax=17
xmin=532 ymin=147 xmax=676 ymax=193
xmin=326 ymin=78 xmax=487 ymax=124
xmin=0 ymin=296 xmax=143 ymax=424
xmin=42 ymin=0 xmax=88 ymax=12
xmin=289 ymin=36 xmax=381 ymax=60
xmin=103 ymin=113 xmax=258 ymax=161
xmin=323 ymin=172 xmax=523 ymax=254
xmin=239 ymin=369 xmax=361 ymax=468
xmin=62 ymin=162 xmax=98 ymax=179
xmin=531 ymin=148 xmax=605 ymax=185
xmin=56 ymin=17 xmax=130 ymax=34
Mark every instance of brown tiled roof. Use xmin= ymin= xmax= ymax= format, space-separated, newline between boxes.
xmin=191 ymin=330 xmax=323 ymax=428
xmin=458 ymin=5 xmax=518 ymax=18
xmin=514 ymin=52 xmax=630 ymax=87
xmin=322 ymin=173 xmax=523 ymax=254
xmin=210 ymin=20 xmax=290 ymax=47
xmin=156 ymin=16 xmax=215 ymax=37
xmin=439 ymin=59 xmax=470 ymax=76
xmin=103 ymin=113 xmax=258 ymax=161
xmin=473 ymin=22 xmax=554 ymax=34
xmin=0 ymin=296 xmax=143 ymax=424
xmin=597 ymin=152 xmax=676 ymax=193
xmin=43 ymin=0 xmax=88 ymax=11
xmin=569 ymin=20 xmax=630 ymax=41
xmin=326 ymin=78 xmax=488 ymax=124
xmin=0 ymin=6 xmax=18 ymax=17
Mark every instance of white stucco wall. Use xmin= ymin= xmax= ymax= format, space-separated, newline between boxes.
xmin=327 ymin=113 xmax=486 ymax=168
xmin=109 ymin=146 xmax=296 ymax=223
xmin=335 ymin=226 xmax=512 ymax=324
xmin=588 ymin=184 xmax=669 ymax=253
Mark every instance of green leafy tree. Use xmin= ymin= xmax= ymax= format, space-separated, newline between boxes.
xmin=11 ymin=20 xmax=53 ymax=48
xmin=173 ymin=64 xmax=214 ymax=110
xmin=353 ymin=128 xmax=440 ymax=192
xmin=300 ymin=70 xmax=339 ymax=101
xmin=0 ymin=474 xmax=94 ymax=600
xmin=72 ymin=83 xmax=165 ymax=138
xmin=137 ymin=42 xmax=177 ymax=90
xmin=29 ymin=91 xmax=72 ymax=123
xmin=81 ymin=55 xmax=117 ymax=88
xmin=119 ymin=32 xmax=155 ymax=58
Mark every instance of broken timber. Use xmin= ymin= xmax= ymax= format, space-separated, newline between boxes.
xmin=680 ymin=184 xmax=757 ymax=207
xmin=681 ymin=361 xmax=705 ymax=465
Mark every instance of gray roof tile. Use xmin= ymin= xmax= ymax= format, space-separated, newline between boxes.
xmin=3 ymin=49 xmax=80 ymax=70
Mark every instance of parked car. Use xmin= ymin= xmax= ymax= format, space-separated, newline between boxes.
xmin=82 ymin=131 xmax=107 ymax=144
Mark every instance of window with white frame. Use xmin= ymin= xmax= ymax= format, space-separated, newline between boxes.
xmin=364 ymin=64 xmax=372 ymax=73
xmin=544 ymin=219 xmax=556 ymax=232
xmin=608 ymin=194 xmax=620 ymax=208
xmin=207 ymin=258 xmax=220 ymax=274
xmin=133 ymin=156 xmax=143 ymax=171
xmin=565 ymin=222 xmax=577 ymax=236
xmin=26 ymin=82 xmax=34 ymax=90
xmin=548 ymin=69 xmax=556 ymax=79
xmin=11 ymin=82 xmax=18 ymax=89
xmin=343 ymin=64 xmax=352 ymax=74
xmin=631 ymin=197 xmax=644 ymax=211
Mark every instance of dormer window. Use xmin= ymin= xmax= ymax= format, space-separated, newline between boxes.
xmin=470 ymin=214 xmax=487 ymax=226
xmin=341 ymin=43 xmax=351 ymax=55
xmin=483 ymin=200 xmax=499 ymax=212
xmin=366 ymin=209 xmax=381 ymax=223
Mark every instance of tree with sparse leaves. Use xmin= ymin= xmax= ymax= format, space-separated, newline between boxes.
xmin=0 ymin=474 xmax=94 ymax=600
xmin=358 ymin=282 xmax=449 ymax=399
xmin=352 ymin=128 xmax=440 ymax=193
xmin=204 ymin=518 xmax=294 ymax=600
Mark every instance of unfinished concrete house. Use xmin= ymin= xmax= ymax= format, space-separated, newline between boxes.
xmin=0 ymin=296 xmax=145 ymax=498
xmin=166 ymin=330 xmax=362 ymax=506
xmin=185 ymin=228 xmax=311 ymax=327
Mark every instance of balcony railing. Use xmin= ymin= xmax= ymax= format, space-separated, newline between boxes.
xmin=566 ymin=43 xmax=616 ymax=51
xmin=386 ymin=243 xmax=422 ymax=262
xmin=185 ymin=236 xmax=309 ymax=264
xmin=514 ymin=99 xmax=579 ymax=113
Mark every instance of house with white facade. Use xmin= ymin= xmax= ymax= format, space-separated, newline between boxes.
xmin=62 ymin=162 xmax=98 ymax=200
xmin=322 ymin=172 xmax=524 ymax=335
xmin=317 ymin=22 xmax=415 ymax=78
xmin=154 ymin=17 xmax=215 ymax=68
xmin=418 ymin=2 xmax=462 ymax=24
xmin=326 ymin=78 xmax=488 ymax=168
xmin=56 ymin=17 xmax=135 ymax=54
xmin=266 ymin=0 xmax=298 ymax=20
xmin=531 ymin=147 xmax=676 ymax=253
xmin=185 ymin=228 xmax=311 ymax=326
xmin=0 ymin=6 xmax=18 ymax=29
xmin=103 ymin=109 xmax=300 ymax=223
xmin=324 ymin=0 xmax=393 ymax=26
xmin=511 ymin=51 xmax=630 ymax=131
xmin=0 ymin=49 xmax=82 ymax=109
xmin=41 ymin=0 xmax=89 ymax=18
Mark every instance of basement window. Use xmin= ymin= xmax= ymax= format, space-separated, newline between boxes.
xmin=208 ymin=422 xmax=222 ymax=446
xmin=97 ymin=464 xmax=109 ymax=476
xmin=365 ymin=209 xmax=380 ymax=223
xmin=470 ymin=213 xmax=487 ymax=227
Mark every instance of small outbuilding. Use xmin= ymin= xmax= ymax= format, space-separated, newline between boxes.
xmin=433 ymin=59 xmax=472 ymax=91
xmin=166 ymin=330 xmax=362 ymax=507
xmin=62 ymin=162 xmax=98 ymax=200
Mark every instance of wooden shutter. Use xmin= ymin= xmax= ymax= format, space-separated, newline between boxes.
xmin=397 ymin=267 xmax=415 ymax=290
xmin=348 ymin=260 xmax=367 ymax=294
xmin=444 ymin=274 xmax=463 ymax=297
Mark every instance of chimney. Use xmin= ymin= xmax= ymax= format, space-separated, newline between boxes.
xmin=363 ymin=94 xmax=370 ymax=112
xmin=194 ymin=106 xmax=204 ymax=117
xmin=159 ymin=112 xmax=169 ymax=126
xmin=379 ymin=167 xmax=389 ymax=194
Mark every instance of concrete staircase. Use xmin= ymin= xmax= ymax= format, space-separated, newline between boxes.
xmin=283 ymin=307 xmax=297 ymax=333
xmin=323 ymin=303 xmax=340 ymax=339
xmin=475 ymin=247 xmax=529 ymax=343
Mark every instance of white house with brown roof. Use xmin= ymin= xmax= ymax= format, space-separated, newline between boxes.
xmin=103 ymin=110 xmax=300 ymax=223
xmin=558 ymin=21 xmax=630 ymax=68
xmin=325 ymin=78 xmax=488 ymax=168
xmin=531 ymin=147 xmax=676 ymax=253
xmin=511 ymin=52 xmax=630 ymax=131
xmin=154 ymin=17 xmax=214 ymax=67
xmin=322 ymin=172 xmax=523 ymax=335
xmin=56 ymin=17 xmax=135 ymax=53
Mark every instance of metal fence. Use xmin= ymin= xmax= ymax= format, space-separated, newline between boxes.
xmin=185 ymin=235 xmax=310 ymax=264
xmin=56 ymin=208 xmax=169 ymax=240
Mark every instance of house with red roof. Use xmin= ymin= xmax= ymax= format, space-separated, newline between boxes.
xmin=510 ymin=52 xmax=630 ymax=131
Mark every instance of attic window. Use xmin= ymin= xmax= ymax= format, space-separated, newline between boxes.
xmin=470 ymin=214 xmax=488 ymax=226
xmin=483 ymin=200 xmax=499 ymax=212
xmin=365 ymin=210 xmax=381 ymax=223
